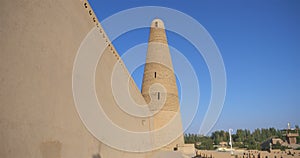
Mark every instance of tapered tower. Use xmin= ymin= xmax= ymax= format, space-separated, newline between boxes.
xmin=141 ymin=19 xmax=184 ymax=150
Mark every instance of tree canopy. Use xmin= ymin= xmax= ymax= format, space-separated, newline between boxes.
xmin=184 ymin=126 xmax=299 ymax=150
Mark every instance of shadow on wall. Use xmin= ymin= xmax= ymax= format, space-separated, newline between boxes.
xmin=92 ymin=154 xmax=101 ymax=158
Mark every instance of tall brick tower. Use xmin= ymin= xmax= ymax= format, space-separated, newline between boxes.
xmin=141 ymin=19 xmax=184 ymax=150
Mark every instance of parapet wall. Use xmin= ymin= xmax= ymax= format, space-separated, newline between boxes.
xmin=0 ymin=0 xmax=152 ymax=157
xmin=0 ymin=0 xmax=100 ymax=157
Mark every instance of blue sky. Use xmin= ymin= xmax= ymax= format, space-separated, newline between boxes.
xmin=88 ymin=0 xmax=300 ymax=134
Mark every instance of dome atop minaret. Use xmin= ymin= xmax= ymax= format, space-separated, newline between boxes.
xmin=151 ymin=18 xmax=165 ymax=29
xmin=148 ymin=19 xmax=168 ymax=45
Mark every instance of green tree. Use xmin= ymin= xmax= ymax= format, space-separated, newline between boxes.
xmin=184 ymin=126 xmax=288 ymax=151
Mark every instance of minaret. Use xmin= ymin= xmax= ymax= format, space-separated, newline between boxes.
xmin=141 ymin=19 xmax=184 ymax=150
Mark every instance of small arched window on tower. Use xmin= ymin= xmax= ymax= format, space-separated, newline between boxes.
xmin=155 ymin=21 xmax=158 ymax=27
xmin=157 ymin=92 xmax=160 ymax=100
xmin=154 ymin=72 xmax=156 ymax=78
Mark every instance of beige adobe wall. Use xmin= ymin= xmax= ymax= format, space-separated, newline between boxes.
xmin=0 ymin=0 xmax=152 ymax=157
xmin=0 ymin=0 xmax=101 ymax=157
xmin=179 ymin=144 xmax=196 ymax=157
xmin=95 ymin=42 xmax=151 ymax=133
xmin=197 ymin=150 xmax=232 ymax=158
